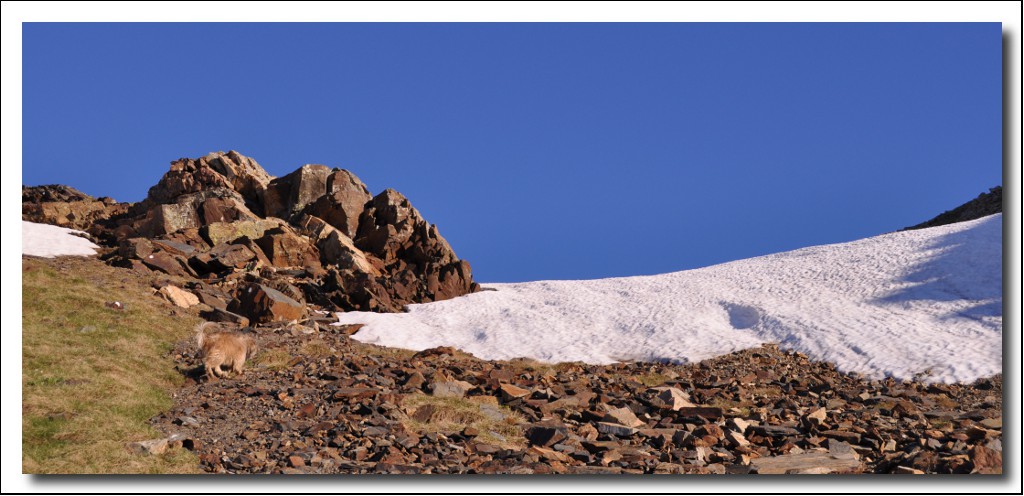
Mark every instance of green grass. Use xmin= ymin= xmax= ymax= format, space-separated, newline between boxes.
xmin=22 ymin=258 xmax=202 ymax=474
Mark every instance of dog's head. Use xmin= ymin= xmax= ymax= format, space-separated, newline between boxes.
xmin=243 ymin=333 xmax=258 ymax=358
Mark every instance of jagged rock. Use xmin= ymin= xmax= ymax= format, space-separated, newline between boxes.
xmin=647 ymin=387 xmax=696 ymax=410
xmin=140 ymin=251 xmax=194 ymax=277
xmin=301 ymin=169 xmax=373 ymax=238
xmin=498 ymin=383 xmax=531 ymax=401
xmin=229 ymin=283 xmax=305 ymax=324
xmin=904 ymin=186 xmax=1002 ymax=230
xmin=298 ymin=215 xmax=379 ymax=276
xmin=147 ymin=151 xmax=271 ymax=212
xmin=263 ymin=165 xmax=332 ymax=221
xmin=119 ymin=238 xmax=154 ymax=259
xmin=191 ymin=243 xmax=257 ymax=273
xmin=602 ymin=406 xmax=645 ymax=428
xmin=525 ymin=424 xmax=569 ymax=447
xmin=350 ymin=189 xmax=478 ymax=304
xmin=201 ymin=307 xmax=250 ymax=327
xmin=255 ymin=226 xmax=320 ymax=269
xmin=23 ymin=184 xmax=94 ymax=203
xmin=596 ymin=422 xmax=638 ymax=437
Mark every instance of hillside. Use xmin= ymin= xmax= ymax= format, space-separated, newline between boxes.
xmin=21 ymin=162 xmax=1004 ymax=475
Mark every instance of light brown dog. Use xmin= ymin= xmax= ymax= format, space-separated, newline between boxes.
xmin=195 ymin=322 xmax=258 ymax=380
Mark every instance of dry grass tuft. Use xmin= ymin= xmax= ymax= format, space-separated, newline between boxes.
xmin=253 ymin=346 xmax=293 ymax=371
xmin=22 ymin=257 xmax=202 ymax=474
xmin=299 ymin=338 xmax=333 ymax=359
xmin=400 ymin=393 xmax=526 ymax=449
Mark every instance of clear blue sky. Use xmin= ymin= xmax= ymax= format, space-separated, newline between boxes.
xmin=22 ymin=23 xmax=1002 ymax=282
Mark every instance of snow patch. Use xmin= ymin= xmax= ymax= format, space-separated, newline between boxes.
xmin=336 ymin=214 xmax=1002 ymax=384
xmin=22 ymin=221 xmax=100 ymax=258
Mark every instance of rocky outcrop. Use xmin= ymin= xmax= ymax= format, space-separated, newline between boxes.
xmin=354 ymin=189 xmax=478 ymax=303
xmin=24 ymin=150 xmax=478 ymax=317
xmin=904 ymin=186 xmax=1002 ymax=231
xmin=22 ymin=184 xmax=130 ymax=234
xmin=146 ymin=151 xmax=272 ymax=213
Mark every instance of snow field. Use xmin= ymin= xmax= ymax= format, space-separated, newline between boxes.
xmin=337 ymin=214 xmax=1002 ymax=384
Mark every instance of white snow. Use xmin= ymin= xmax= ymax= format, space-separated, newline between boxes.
xmin=335 ymin=214 xmax=1003 ymax=384
xmin=22 ymin=221 xmax=100 ymax=258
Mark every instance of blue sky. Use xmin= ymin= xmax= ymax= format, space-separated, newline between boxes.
xmin=22 ymin=22 xmax=1002 ymax=282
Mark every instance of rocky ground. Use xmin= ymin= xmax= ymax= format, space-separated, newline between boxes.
xmin=148 ymin=319 xmax=1003 ymax=475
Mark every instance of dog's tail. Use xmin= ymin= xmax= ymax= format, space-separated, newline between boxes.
xmin=194 ymin=322 xmax=217 ymax=350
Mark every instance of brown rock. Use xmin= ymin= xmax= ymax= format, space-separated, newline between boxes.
xmin=525 ymin=424 xmax=569 ymax=447
xmin=119 ymin=238 xmax=154 ymax=259
xmin=140 ymin=251 xmax=192 ymax=277
xmin=806 ymin=407 xmax=827 ymax=425
xmin=264 ymin=164 xmax=332 ymax=221
xmin=147 ymin=151 xmax=271 ymax=210
xmin=970 ymin=445 xmax=1002 ymax=474
xmin=256 ymin=226 xmax=320 ymax=268
xmin=498 ymin=383 xmax=531 ymax=401
xmin=302 ymin=170 xmax=373 ymax=239
xmin=647 ymin=387 xmax=696 ymax=410
xmin=298 ymin=215 xmax=379 ymax=275
xmin=602 ymin=406 xmax=646 ymax=428
xmin=192 ymin=243 xmax=257 ymax=273
xmin=201 ymin=307 xmax=250 ymax=327
xmin=229 ymin=283 xmax=306 ymax=324
xmin=674 ymin=407 xmax=724 ymax=419
xmin=355 ymin=189 xmax=476 ymax=302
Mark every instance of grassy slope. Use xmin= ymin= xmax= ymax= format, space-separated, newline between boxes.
xmin=22 ymin=257 xmax=201 ymax=474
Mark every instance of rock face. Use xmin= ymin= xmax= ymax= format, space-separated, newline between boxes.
xmin=263 ymin=165 xmax=333 ymax=221
xmin=24 ymin=150 xmax=478 ymax=317
xmin=302 ymin=170 xmax=373 ymax=238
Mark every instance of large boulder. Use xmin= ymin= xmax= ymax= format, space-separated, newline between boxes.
xmin=301 ymin=169 xmax=373 ymax=238
xmin=255 ymin=225 xmax=320 ymax=269
xmin=263 ymin=164 xmax=332 ymax=222
xmin=229 ymin=283 xmax=306 ymax=324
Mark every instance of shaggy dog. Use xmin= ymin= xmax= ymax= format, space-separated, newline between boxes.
xmin=195 ymin=322 xmax=258 ymax=380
